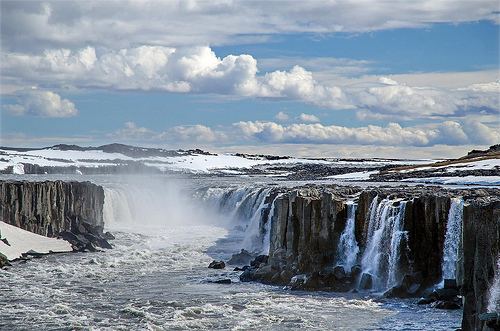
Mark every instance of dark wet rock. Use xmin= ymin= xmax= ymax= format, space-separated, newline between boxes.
xmin=431 ymin=300 xmax=461 ymax=310
xmin=0 ymin=237 xmax=10 ymax=246
xmin=432 ymin=288 xmax=460 ymax=301
xmin=227 ymin=249 xmax=254 ymax=265
xmin=250 ymin=255 xmax=268 ymax=268
xmin=57 ymin=218 xmax=112 ymax=252
xmin=239 ymin=269 xmax=254 ymax=282
xmin=0 ymin=253 xmax=11 ymax=268
xmin=289 ymin=274 xmax=307 ymax=291
xmin=21 ymin=250 xmax=45 ymax=258
xmin=351 ymin=265 xmax=362 ymax=277
xmin=210 ymin=278 xmax=232 ymax=284
xmin=208 ymin=260 xmax=226 ymax=269
xmin=280 ymin=269 xmax=294 ymax=283
xmin=384 ymin=285 xmax=410 ymax=298
xmin=234 ymin=265 xmax=251 ymax=272
xmin=103 ymin=232 xmax=115 ymax=240
xmin=359 ymin=273 xmax=373 ymax=290
xmin=444 ymin=278 xmax=458 ymax=290
xmin=417 ymin=297 xmax=435 ymax=305
xmin=385 ymin=273 xmax=423 ymax=298
xmin=332 ymin=265 xmax=346 ymax=280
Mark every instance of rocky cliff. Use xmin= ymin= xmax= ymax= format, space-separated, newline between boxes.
xmin=0 ymin=180 xmax=104 ymax=237
xmin=238 ymin=185 xmax=500 ymax=330
xmin=460 ymin=198 xmax=499 ymax=331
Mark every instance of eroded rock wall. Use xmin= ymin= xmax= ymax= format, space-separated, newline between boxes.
xmin=460 ymin=199 xmax=500 ymax=331
xmin=0 ymin=180 xmax=104 ymax=237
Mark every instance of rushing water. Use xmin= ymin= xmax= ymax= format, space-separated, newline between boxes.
xmin=336 ymin=201 xmax=359 ymax=270
xmin=441 ymin=197 xmax=464 ymax=281
xmin=361 ymin=197 xmax=408 ymax=290
xmin=488 ymin=256 xmax=500 ymax=313
xmin=0 ymin=175 xmax=462 ymax=330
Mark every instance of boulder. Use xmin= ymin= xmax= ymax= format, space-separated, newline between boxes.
xmin=250 ymin=255 xmax=269 ymax=268
xmin=417 ymin=297 xmax=435 ymax=305
xmin=289 ymin=274 xmax=307 ymax=291
xmin=333 ymin=265 xmax=346 ymax=280
xmin=103 ymin=232 xmax=115 ymax=240
xmin=359 ymin=273 xmax=373 ymax=290
xmin=432 ymin=288 xmax=459 ymax=301
xmin=431 ymin=300 xmax=461 ymax=310
xmin=280 ymin=269 xmax=294 ymax=283
xmin=0 ymin=253 xmax=11 ymax=268
xmin=210 ymin=278 xmax=232 ymax=284
xmin=227 ymin=249 xmax=254 ymax=265
xmin=208 ymin=260 xmax=226 ymax=269
xmin=351 ymin=265 xmax=362 ymax=277
xmin=240 ymin=265 xmax=252 ymax=271
xmin=384 ymin=285 xmax=410 ymax=298
xmin=239 ymin=269 xmax=255 ymax=282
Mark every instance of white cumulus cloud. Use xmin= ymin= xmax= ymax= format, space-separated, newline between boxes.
xmin=3 ymin=89 xmax=78 ymax=117
xmin=298 ymin=113 xmax=320 ymax=123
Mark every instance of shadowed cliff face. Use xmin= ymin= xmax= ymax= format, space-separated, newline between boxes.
xmin=460 ymin=199 xmax=500 ymax=331
xmin=0 ymin=181 xmax=104 ymax=237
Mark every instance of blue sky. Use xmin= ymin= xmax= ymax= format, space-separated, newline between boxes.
xmin=1 ymin=1 xmax=499 ymax=158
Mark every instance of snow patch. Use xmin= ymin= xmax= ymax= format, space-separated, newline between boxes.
xmin=0 ymin=221 xmax=72 ymax=261
xmin=327 ymin=170 xmax=378 ymax=181
xmin=13 ymin=163 xmax=25 ymax=174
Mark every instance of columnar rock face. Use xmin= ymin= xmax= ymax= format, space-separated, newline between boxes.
xmin=460 ymin=199 xmax=500 ymax=331
xmin=403 ymin=194 xmax=450 ymax=286
xmin=268 ymin=188 xmax=349 ymax=275
xmin=243 ymin=185 xmax=499 ymax=330
xmin=0 ymin=180 xmax=104 ymax=237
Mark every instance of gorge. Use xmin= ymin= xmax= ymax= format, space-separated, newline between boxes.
xmin=0 ymin=177 xmax=498 ymax=330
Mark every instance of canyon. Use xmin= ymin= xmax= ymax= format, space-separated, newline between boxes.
xmin=0 ymin=179 xmax=498 ymax=330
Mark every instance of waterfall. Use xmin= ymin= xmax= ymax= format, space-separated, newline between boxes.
xmin=261 ymin=195 xmax=280 ymax=255
xmin=336 ymin=201 xmax=359 ymax=270
xmin=487 ymin=256 xmax=500 ymax=313
xmin=441 ymin=197 xmax=464 ymax=280
xmin=195 ymin=186 xmax=274 ymax=253
xmin=102 ymin=182 xmax=217 ymax=233
xmin=361 ymin=197 xmax=408 ymax=290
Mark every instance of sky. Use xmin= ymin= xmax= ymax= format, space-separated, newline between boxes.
xmin=0 ymin=0 xmax=499 ymax=158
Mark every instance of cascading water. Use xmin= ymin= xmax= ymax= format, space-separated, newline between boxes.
xmin=102 ymin=181 xmax=224 ymax=234
xmin=261 ymin=194 xmax=281 ymax=255
xmin=441 ymin=197 xmax=464 ymax=281
xmin=336 ymin=201 xmax=359 ymax=270
xmin=487 ymin=256 xmax=500 ymax=313
xmin=195 ymin=186 xmax=275 ymax=253
xmin=361 ymin=197 xmax=408 ymax=290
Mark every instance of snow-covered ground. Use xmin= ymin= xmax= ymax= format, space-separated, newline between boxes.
xmin=395 ymin=158 xmax=500 ymax=174
xmin=402 ymin=176 xmax=500 ymax=186
xmin=0 ymin=146 xmax=427 ymax=174
xmin=0 ymin=221 xmax=72 ymax=260
xmin=326 ymin=170 xmax=379 ymax=181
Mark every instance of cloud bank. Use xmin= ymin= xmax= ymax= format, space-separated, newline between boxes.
xmin=3 ymin=46 xmax=498 ymax=120
xmin=109 ymin=119 xmax=499 ymax=148
xmin=2 ymin=1 xmax=498 ymax=52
